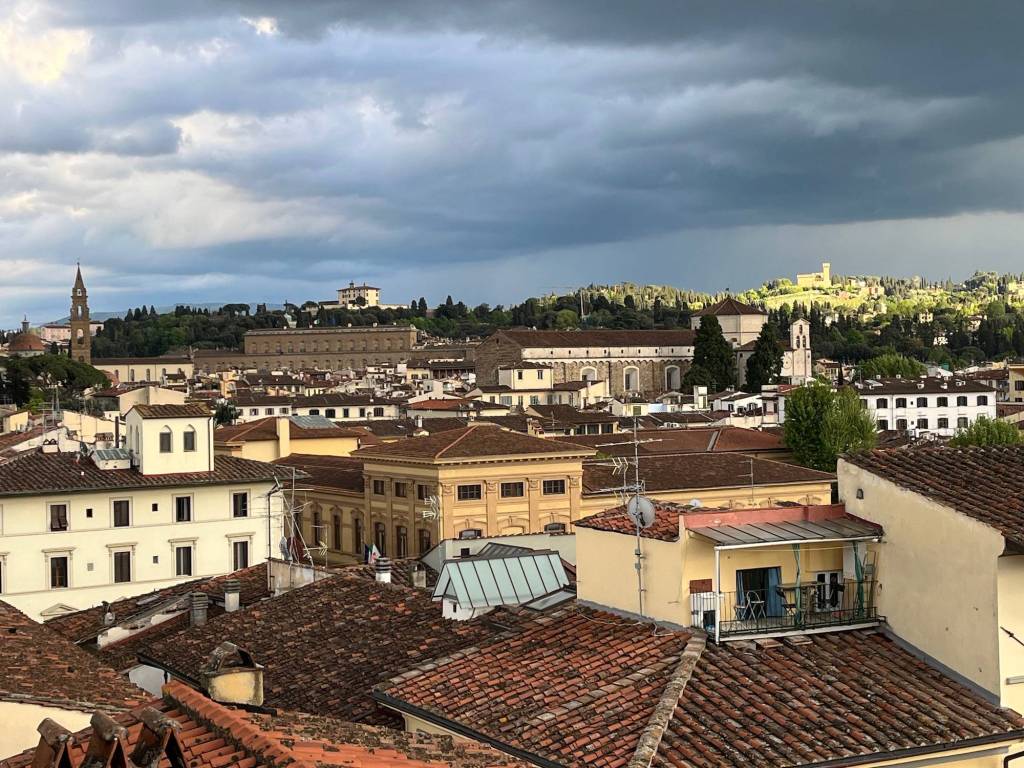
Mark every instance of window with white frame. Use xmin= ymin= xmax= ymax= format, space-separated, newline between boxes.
xmin=48 ymin=552 xmax=70 ymax=589
xmin=174 ymin=495 xmax=192 ymax=522
xmin=232 ymin=491 xmax=249 ymax=518
xmin=232 ymin=539 xmax=250 ymax=570
xmin=174 ymin=543 xmax=194 ymax=576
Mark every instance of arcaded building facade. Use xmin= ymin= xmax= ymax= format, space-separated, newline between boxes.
xmin=474 ymin=329 xmax=695 ymax=397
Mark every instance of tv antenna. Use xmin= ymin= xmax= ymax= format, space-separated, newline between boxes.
xmin=590 ymin=416 xmax=656 ymax=618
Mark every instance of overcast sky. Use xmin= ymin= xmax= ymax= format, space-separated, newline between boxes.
xmin=3 ymin=1 xmax=1024 ymax=325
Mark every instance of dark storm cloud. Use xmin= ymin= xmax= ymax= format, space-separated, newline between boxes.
xmin=4 ymin=1 xmax=1024 ymax=325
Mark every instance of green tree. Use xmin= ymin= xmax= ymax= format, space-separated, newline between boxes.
xmin=684 ymin=316 xmax=736 ymax=391
xmin=784 ymin=383 xmax=876 ymax=471
xmin=859 ymin=353 xmax=926 ymax=379
xmin=949 ymin=416 xmax=1022 ymax=447
xmin=214 ymin=401 xmax=241 ymax=426
xmin=744 ymin=322 xmax=783 ymax=392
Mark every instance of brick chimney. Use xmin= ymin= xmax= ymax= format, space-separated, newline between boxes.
xmin=223 ymin=578 xmax=240 ymax=613
xmin=200 ymin=642 xmax=264 ymax=707
xmin=190 ymin=592 xmax=208 ymax=627
xmin=375 ymin=556 xmax=392 ymax=584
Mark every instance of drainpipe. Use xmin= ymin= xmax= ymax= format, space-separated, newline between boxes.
xmin=714 ymin=547 xmax=721 ymax=644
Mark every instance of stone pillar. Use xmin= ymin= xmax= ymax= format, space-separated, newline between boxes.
xmin=485 ymin=480 xmax=498 ymax=536
xmin=527 ymin=478 xmax=541 ymax=533
xmin=569 ymin=475 xmax=582 ymax=523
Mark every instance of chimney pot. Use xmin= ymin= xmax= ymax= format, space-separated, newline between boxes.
xmin=223 ymin=578 xmax=241 ymax=613
xmin=411 ymin=564 xmax=427 ymax=589
xmin=375 ymin=556 xmax=392 ymax=584
xmin=200 ymin=642 xmax=264 ymax=707
xmin=190 ymin=592 xmax=208 ymax=627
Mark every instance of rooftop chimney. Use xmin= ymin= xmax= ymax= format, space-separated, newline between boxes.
xmin=200 ymin=642 xmax=264 ymax=707
xmin=223 ymin=579 xmax=241 ymax=613
xmin=190 ymin=592 xmax=208 ymax=627
xmin=275 ymin=416 xmax=291 ymax=459
xmin=411 ymin=563 xmax=427 ymax=589
xmin=375 ymin=557 xmax=392 ymax=584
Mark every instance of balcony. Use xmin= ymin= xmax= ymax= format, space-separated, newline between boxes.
xmin=691 ymin=580 xmax=880 ymax=641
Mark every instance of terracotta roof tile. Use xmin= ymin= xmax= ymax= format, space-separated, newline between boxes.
xmin=0 ymin=451 xmax=294 ymax=496
xmin=843 ymin=445 xmax=1024 ymax=546
xmin=1 ymin=681 xmax=525 ymax=768
xmin=272 ymin=454 xmax=365 ymax=493
xmin=656 ymin=630 xmax=1024 ymax=768
xmin=137 ymin=575 xmax=519 ymax=727
xmin=692 ymin=297 xmax=766 ymax=317
xmin=354 ymin=423 xmax=595 ymax=462
xmin=130 ymin=403 xmax=211 ymax=419
xmin=496 ymin=329 xmax=696 ymax=349
xmin=377 ymin=606 xmax=694 ymax=768
xmin=582 ymin=453 xmax=834 ymax=495
xmin=0 ymin=600 xmax=149 ymax=714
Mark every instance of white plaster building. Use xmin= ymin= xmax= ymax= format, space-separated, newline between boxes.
xmin=852 ymin=377 xmax=997 ymax=437
xmin=0 ymin=403 xmax=288 ymax=619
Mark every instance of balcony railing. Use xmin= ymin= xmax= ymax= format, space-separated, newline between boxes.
xmin=691 ymin=580 xmax=879 ymax=640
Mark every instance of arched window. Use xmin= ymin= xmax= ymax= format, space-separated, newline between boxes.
xmin=374 ymin=522 xmax=387 ymax=555
xmin=624 ymin=366 xmax=640 ymax=392
xmin=581 ymin=366 xmax=598 ymax=383
xmin=159 ymin=427 xmax=172 ymax=453
xmin=665 ymin=365 xmax=681 ymax=391
xmin=183 ymin=426 xmax=196 ymax=452
xmin=332 ymin=514 xmax=342 ymax=550
xmin=396 ymin=526 xmax=408 ymax=558
xmin=312 ymin=508 xmax=322 ymax=546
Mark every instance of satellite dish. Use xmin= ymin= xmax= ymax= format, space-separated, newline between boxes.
xmin=626 ymin=495 xmax=656 ymax=529
xmin=689 ymin=498 xmax=703 ymax=508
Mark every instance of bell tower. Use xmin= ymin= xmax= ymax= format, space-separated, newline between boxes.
xmin=70 ymin=263 xmax=91 ymax=365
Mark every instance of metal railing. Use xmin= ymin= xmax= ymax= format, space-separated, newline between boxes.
xmin=691 ymin=580 xmax=878 ymax=640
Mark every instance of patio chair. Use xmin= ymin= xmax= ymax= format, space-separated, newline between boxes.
xmin=775 ymin=586 xmax=798 ymax=617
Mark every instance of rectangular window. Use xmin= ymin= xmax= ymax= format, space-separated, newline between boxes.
xmin=957 ymin=416 xmax=970 ymax=428
xmin=232 ymin=540 xmax=250 ymax=570
xmin=501 ymin=482 xmax=525 ymax=498
xmin=333 ymin=516 xmax=342 ymax=549
xmin=49 ymin=504 xmax=69 ymax=532
xmin=937 ymin=396 xmax=948 ymax=407
xmin=113 ymin=551 xmax=132 ymax=583
xmin=457 ymin=484 xmax=482 ymax=501
xmin=417 ymin=484 xmax=430 ymax=501
xmin=1017 ymin=381 xmax=1024 ymax=391
xmin=418 ymin=529 xmax=432 ymax=555
xmin=542 ymin=479 xmax=566 ymax=495
xmin=393 ymin=482 xmax=408 ymax=498
xmin=112 ymin=500 xmax=130 ymax=528
xmin=397 ymin=526 xmax=408 ymax=558
xmin=916 ymin=418 xmax=928 ymax=429
xmin=183 ymin=430 xmax=196 ymax=452
xmin=937 ymin=417 xmax=949 ymax=429
xmin=49 ymin=555 xmax=69 ymax=589
xmin=159 ymin=431 xmax=172 ymax=453
xmin=174 ymin=496 xmax=192 ymax=523
xmin=895 ymin=398 xmax=907 ymax=408
xmin=232 ymin=492 xmax=249 ymax=518
xmin=877 ymin=419 xmax=888 ymax=430
xmin=373 ymin=479 xmax=386 ymax=496
xmin=175 ymin=545 xmax=193 ymax=576
xmin=896 ymin=418 xmax=908 ymax=430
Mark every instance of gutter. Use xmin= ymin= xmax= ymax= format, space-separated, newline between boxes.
xmin=372 ymin=690 xmax=566 ymax=768
xmin=802 ymin=731 xmax=1024 ymax=768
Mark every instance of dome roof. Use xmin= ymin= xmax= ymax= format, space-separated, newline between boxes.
xmin=8 ymin=331 xmax=46 ymax=352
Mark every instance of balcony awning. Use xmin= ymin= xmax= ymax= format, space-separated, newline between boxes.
xmin=689 ymin=515 xmax=881 ymax=549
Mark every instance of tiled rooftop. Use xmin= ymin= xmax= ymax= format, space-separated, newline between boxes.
xmin=272 ymin=453 xmax=366 ymax=493
xmin=0 ymin=450 xmax=292 ymax=496
xmin=843 ymin=445 xmax=1024 ymax=546
xmin=377 ymin=606 xmax=696 ymax=768
xmin=137 ymin=575 xmax=520 ymax=727
xmin=565 ymin=426 xmax=784 ymax=456
xmin=582 ymin=453 xmax=834 ymax=495
xmin=130 ymin=403 xmax=211 ymax=419
xmin=0 ymin=600 xmax=148 ymax=715
xmin=1 ymin=681 xmax=525 ymax=768
xmin=496 ymin=329 xmax=696 ymax=349
xmin=656 ymin=630 xmax=1024 ymax=768
xmin=354 ymin=423 xmax=595 ymax=462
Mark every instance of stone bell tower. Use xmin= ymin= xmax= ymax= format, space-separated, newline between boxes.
xmin=70 ymin=263 xmax=91 ymax=365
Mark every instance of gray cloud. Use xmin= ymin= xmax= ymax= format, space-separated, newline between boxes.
xmin=3 ymin=1 xmax=1024 ymax=325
